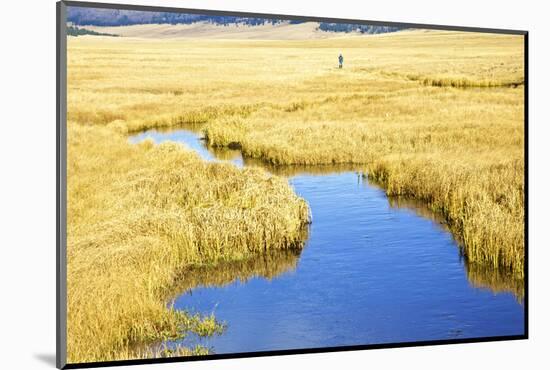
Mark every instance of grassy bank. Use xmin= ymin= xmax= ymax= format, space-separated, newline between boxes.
xmin=66 ymin=124 xmax=310 ymax=362
xmin=67 ymin=29 xmax=524 ymax=361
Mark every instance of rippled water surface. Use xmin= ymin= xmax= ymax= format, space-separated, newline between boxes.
xmin=130 ymin=127 xmax=524 ymax=354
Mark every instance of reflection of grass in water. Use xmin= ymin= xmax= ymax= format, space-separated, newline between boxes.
xmin=386 ymin=195 xmax=452 ymax=232
xmin=243 ymin=159 xmax=364 ymax=177
xmin=133 ymin=246 xmax=306 ymax=356
xmin=207 ymin=145 xmax=243 ymax=162
xmin=169 ymin=246 xmax=305 ymax=297
xmin=386 ymin=194 xmax=524 ymax=301
xmin=466 ymin=263 xmax=524 ymax=302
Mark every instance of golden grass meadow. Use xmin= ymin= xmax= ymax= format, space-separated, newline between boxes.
xmin=67 ymin=29 xmax=524 ymax=363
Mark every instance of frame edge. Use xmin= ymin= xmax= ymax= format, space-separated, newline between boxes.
xmin=56 ymin=2 xmax=529 ymax=368
xmin=63 ymin=0 xmax=527 ymax=35
xmin=523 ymin=31 xmax=529 ymax=339
xmin=57 ymin=1 xmax=68 ymax=369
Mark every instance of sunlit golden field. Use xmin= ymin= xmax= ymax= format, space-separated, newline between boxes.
xmin=67 ymin=29 xmax=524 ymax=363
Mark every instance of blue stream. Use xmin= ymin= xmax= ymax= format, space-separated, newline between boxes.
xmin=130 ymin=128 xmax=524 ymax=354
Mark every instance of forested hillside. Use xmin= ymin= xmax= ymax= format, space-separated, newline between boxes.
xmin=67 ymin=6 xmax=402 ymax=34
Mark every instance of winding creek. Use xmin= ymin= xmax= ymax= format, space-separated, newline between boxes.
xmin=130 ymin=126 xmax=524 ymax=354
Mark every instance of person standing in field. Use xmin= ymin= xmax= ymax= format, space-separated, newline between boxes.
xmin=338 ymin=54 xmax=344 ymax=69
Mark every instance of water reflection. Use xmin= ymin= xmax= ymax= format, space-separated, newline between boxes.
xmin=168 ymin=247 xmax=306 ymax=300
xmin=384 ymin=193 xmax=524 ymax=301
xmin=465 ymin=263 xmax=524 ymax=302
xmin=243 ymin=159 xmax=364 ymax=177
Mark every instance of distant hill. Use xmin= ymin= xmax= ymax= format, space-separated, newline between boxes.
xmin=80 ymin=22 xmax=351 ymax=40
xmin=67 ymin=6 xmax=402 ymax=35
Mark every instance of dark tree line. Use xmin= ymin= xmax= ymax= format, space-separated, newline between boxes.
xmin=67 ymin=7 xmax=402 ymax=35
xmin=68 ymin=7 xmax=288 ymax=27
xmin=66 ymin=25 xmax=119 ymax=37
xmin=318 ymin=23 xmax=402 ymax=34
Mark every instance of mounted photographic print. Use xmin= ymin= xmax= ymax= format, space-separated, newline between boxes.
xmin=56 ymin=1 xmax=528 ymax=368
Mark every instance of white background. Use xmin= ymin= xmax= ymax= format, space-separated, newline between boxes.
xmin=1 ymin=0 xmax=548 ymax=369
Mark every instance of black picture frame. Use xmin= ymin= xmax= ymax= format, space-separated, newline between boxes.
xmin=56 ymin=1 xmax=529 ymax=368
